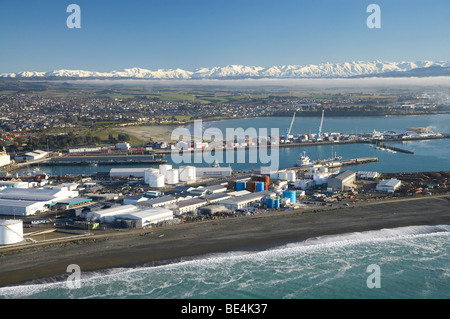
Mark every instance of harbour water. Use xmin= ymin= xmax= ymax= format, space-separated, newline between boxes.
xmin=1 ymin=224 xmax=449 ymax=299
xmin=21 ymin=114 xmax=450 ymax=175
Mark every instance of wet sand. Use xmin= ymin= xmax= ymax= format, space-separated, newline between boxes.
xmin=1 ymin=195 xmax=449 ymax=288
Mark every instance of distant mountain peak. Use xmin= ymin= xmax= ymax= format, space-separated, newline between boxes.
xmin=1 ymin=60 xmax=448 ymax=79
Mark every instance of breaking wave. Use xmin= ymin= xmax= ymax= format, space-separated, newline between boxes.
xmin=1 ymin=224 xmax=449 ymax=299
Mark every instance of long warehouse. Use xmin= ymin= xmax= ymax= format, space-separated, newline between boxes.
xmin=0 ymin=199 xmax=48 ymax=216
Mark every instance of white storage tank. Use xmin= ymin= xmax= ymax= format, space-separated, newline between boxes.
xmin=0 ymin=219 xmax=23 ymax=245
xmin=313 ymin=173 xmax=328 ymax=186
xmin=166 ymin=169 xmax=179 ymax=185
xmin=269 ymin=170 xmax=279 ymax=179
xmin=149 ymin=174 xmax=165 ymax=188
xmin=159 ymin=164 xmax=172 ymax=176
xmin=179 ymin=166 xmax=196 ymax=182
xmin=294 ymin=179 xmax=314 ymax=190
xmin=287 ymin=170 xmax=297 ymax=182
xmin=278 ymin=170 xmax=288 ymax=180
xmin=144 ymin=168 xmax=159 ymax=184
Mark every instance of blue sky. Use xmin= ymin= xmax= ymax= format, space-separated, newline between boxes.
xmin=0 ymin=0 xmax=449 ymax=73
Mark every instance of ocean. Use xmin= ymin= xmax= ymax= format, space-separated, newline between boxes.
xmin=1 ymin=224 xmax=449 ymax=299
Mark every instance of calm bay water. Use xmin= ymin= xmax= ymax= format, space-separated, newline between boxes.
xmin=23 ymin=114 xmax=450 ymax=176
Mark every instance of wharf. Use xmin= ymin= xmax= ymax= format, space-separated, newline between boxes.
xmin=31 ymin=158 xmax=167 ymax=166
xmin=338 ymin=157 xmax=379 ymax=167
xmin=150 ymin=134 xmax=450 ymax=154
xmin=289 ymin=157 xmax=379 ymax=171
xmin=372 ymin=142 xmax=414 ymax=154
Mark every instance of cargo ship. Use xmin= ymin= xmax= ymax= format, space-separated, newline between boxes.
xmin=295 ymin=151 xmax=377 ymax=169
xmin=295 ymin=151 xmax=342 ymax=168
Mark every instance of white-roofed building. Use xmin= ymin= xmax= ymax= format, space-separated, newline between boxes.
xmin=85 ymin=204 xmax=173 ymax=228
xmin=137 ymin=195 xmax=178 ymax=208
xmin=196 ymin=167 xmax=232 ymax=177
xmin=174 ymin=198 xmax=208 ymax=215
xmin=227 ymin=190 xmax=251 ymax=197
xmin=357 ymin=171 xmax=379 ymax=180
xmin=219 ymin=190 xmax=275 ymax=211
xmin=21 ymin=150 xmax=48 ymax=161
xmin=116 ymin=207 xmax=173 ymax=228
xmin=0 ymin=181 xmax=29 ymax=188
xmin=0 ymin=186 xmax=79 ymax=216
xmin=123 ymin=195 xmax=149 ymax=205
xmin=85 ymin=204 xmax=138 ymax=223
xmin=376 ymin=179 xmax=402 ymax=193
xmin=110 ymin=168 xmax=148 ymax=178
xmin=0 ymin=149 xmax=11 ymax=167
xmin=0 ymin=186 xmax=78 ymax=202
xmin=0 ymin=199 xmax=48 ymax=216
xmin=327 ymin=170 xmax=356 ymax=192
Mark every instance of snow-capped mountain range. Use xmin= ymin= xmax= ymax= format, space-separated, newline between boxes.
xmin=1 ymin=60 xmax=449 ymax=79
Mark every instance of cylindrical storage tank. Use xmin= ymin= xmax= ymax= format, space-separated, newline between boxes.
xmin=166 ymin=169 xmax=179 ymax=185
xmin=149 ymin=174 xmax=165 ymax=188
xmin=313 ymin=173 xmax=327 ymax=186
xmin=236 ymin=181 xmax=247 ymax=191
xmin=256 ymin=182 xmax=265 ymax=192
xmin=246 ymin=181 xmax=257 ymax=192
xmin=266 ymin=197 xmax=273 ymax=208
xmin=228 ymin=180 xmax=237 ymax=190
xmin=0 ymin=219 xmax=23 ymax=245
xmin=159 ymin=164 xmax=172 ymax=176
xmin=269 ymin=171 xmax=279 ymax=179
xmin=144 ymin=168 xmax=158 ymax=184
xmin=278 ymin=170 xmax=288 ymax=180
xmin=179 ymin=166 xmax=196 ymax=182
xmin=287 ymin=171 xmax=297 ymax=182
xmin=273 ymin=197 xmax=280 ymax=209
xmin=282 ymin=191 xmax=296 ymax=204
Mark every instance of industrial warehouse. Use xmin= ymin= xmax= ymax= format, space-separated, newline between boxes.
xmin=3 ymin=157 xmax=443 ymax=248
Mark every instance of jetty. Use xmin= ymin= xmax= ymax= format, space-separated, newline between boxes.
xmin=31 ymin=157 xmax=167 ymax=167
xmin=290 ymin=157 xmax=379 ymax=171
xmin=372 ymin=141 xmax=414 ymax=154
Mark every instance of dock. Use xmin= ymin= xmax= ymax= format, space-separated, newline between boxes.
xmin=338 ymin=157 xmax=379 ymax=167
xmin=31 ymin=158 xmax=167 ymax=166
xmin=290 ymin=157 xmax=379 ymax=171
xmin=372 ymin=142 xmax=414 ymax=154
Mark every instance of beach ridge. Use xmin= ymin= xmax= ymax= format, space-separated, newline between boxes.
xmin=1 ymin=195 xmax=449 ymax=288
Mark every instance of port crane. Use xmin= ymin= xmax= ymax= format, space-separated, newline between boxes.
xmin=285 ymin=112 xmax=296 ymax=142
xmin=317 ymin=110 xmax=324 ymax=141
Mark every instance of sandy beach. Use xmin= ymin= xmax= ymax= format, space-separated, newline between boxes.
xmin=1 ymin=195 xmax=449 ymax=288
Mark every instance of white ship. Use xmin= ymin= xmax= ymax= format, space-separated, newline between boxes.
xmin=296 ymin=151 xmax=312 ymax=167
xmin=295 ymin=151 xmax=343 ymax=168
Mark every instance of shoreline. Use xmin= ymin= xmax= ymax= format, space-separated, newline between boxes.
xmin=1 ymin=195 xmax=449 ymax=288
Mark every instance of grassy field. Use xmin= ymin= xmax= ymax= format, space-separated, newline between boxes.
xmin=91 ymin=127 xmax=147 ymax=145
xmin=0 ymin=78 xmax=406 ymax=103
